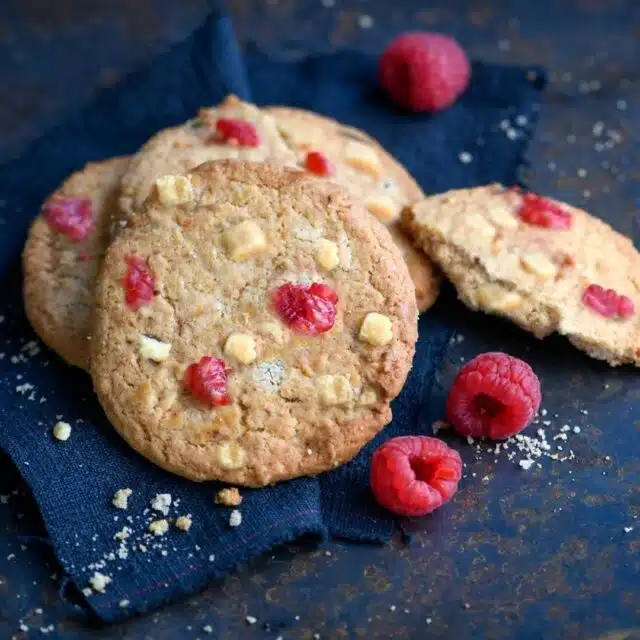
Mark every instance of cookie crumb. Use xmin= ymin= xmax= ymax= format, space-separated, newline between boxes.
xmin=88 ymin=572 xmax=111 ymax=593
xmin=432 ymin=420 xmax=450 ymax=434
xmin=358 ymin=14 xmax=374 ymax=29
xmin=151 ymin=493 xmax=172 ymax=516
xmin=216 ymin=487 xmax=242 ymax=506
xmin=458 ymin=151 xmax=473 ymax=164
xmin=82 ymin=587 xmax=92 ymax=598
xmin=119 ymin=599 xmax=130 ymax=608
xmin=203 ymin=624 xmax=213 ymax=633
xmin=112 ymin=488 xmax=132 ymax=510
xmin=52 ymin=421 xmax=72 ymax=441
xmin=624 ymin=526 xmax=633 ymax=533
xmin=245 ymin=615 xmax=257 ymax=625
xmin=149 ymin=519 xmax=169 ymax=536
xmin=229 ymin=510 xmax=242 ymax=527
xmin=519 ymin=459 xmax=534 ymax=471
xmin=175 ymin=515 xmax=192 ymax=531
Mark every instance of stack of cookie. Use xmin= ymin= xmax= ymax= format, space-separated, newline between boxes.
xmin=23 ymin=95 xmax=639 ymax=487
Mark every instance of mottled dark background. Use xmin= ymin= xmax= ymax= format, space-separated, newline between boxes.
xmin=1 ymin=1 xmax=639 ymax=639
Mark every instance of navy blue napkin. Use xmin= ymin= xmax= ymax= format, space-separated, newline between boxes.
xmin=0 ymin=11 xmax=546 ymax=621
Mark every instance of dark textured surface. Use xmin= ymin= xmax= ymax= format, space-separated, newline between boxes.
xmin=0 ymin=1 xmax=638 ymax=638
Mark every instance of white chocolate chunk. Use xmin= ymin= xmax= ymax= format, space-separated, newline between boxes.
xmin=344 ymin=140 xmax=382 ymax=178
xmin=224 ymin=333 xmax=257 ymax=364
xmin=223 ymin=221 xmax=267 ymax=261
xmin=366 ymin=195 xmax=399 ymax=224
xmin=476 ymin=284 xmax=522 ymax=311
xmin=487 ymin=202 xmax=519 ymax=229
xmin=316 ymin=375 xmax=353 ymax=406
xmin=138 ymin=335 xmax=171 ymax=362
xmin=315 ymin=239 xmax=340 ymax=270
xmin=216 ymin=441 xmax=246 ymax=469
xmin=520 ymin=252 xmax=557 ymax=279
xmin=359 ymin=312 xmax=393 ymax=346
xmin=359 ymin=390 xmax=378 ymax=406
xmin=155 ymin=174 xmax=194 ymax=205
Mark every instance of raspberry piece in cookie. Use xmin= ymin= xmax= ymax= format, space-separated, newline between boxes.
xmin=42 ymin=196 xmax=95 ymax=242
xmin=184 ymin=357 xmax=233 ymax=407
xmin=92 ymin=161 xmax=417 ymax=486
xmin=583 ymin=284 xmax=635 ymax=319
xmin=214 ymin=118 xmax=261 ymax=147
xmin=517 ymin=191 xmax=573 ymax=229
xmin=305 ymin=151 xmax=335 ymax=177
xmin=123 ymin=255 xmax=155 ymax=310
xmin=401 ymin=185 xmax=640 ymax=366
xmin=379 ymin=32 xmax=470 ymax=112
xmin=271 ymin=282 xmax=338 ymax=336
xmin=370 ymin=436 xmax=462 ymax=516
xmin=446 ymin=352 xmax=541 ymax=439
xmin=23 ymin=157 xmax=129 ymax=370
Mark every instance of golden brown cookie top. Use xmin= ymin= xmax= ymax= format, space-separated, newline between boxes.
xmin=402 ymin=184 xmax=640 ymax=366
xmin=92 ymin=160 xmax=418 ymax=486
xmin=267 ymin=106 xmax=440 ymax=311
xmin=118 ymin=95 xmax=297 ymax=219
xmin=23 ymin=157 xmax=129 ymax=370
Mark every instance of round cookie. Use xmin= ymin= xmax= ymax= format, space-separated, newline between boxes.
xmin=118 ymin=95 xmax=297 ymax=219
xmin=23 ymin=157 xmax=129 ymax=370
xmin=92 ymin=161 xmax=418 ymax=486
xmin=266 ymin=107 xmax=440 ymax=312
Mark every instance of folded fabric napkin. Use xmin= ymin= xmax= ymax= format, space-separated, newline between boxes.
xmin=0 ymin=10 xmax=546 ymax=621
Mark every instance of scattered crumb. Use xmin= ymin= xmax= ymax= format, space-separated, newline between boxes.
xmin=151 ymin=493 xmax=172 ymax=516
xmin=203 ymin=624 xmax=213 ymax=633
xmin=246 ymin=615 xmax=257 ymax=625
xmin=229 ymin=510 xmax=242 ymax=527
xmin=52 ymin=421 xmax=71 ymax=441
xmin=357 ymin=14 xmax=374 ymax=29
xmin=624 ymin=527 xmax=633 ymax=533
xmin=82 ymin=588 xmax=93 ymax=598
xmin=426 ymin=618 xmax=432 ymax=624
xmin=389 ymin=605 xmax=396 ymax=612
xmin=458 ymin=151 xmax=473 ymax=164
xmin=216 ymin=487 xmax=242 ymax=506
xmin=119 ymin=599 xmax=130 ymax=608
xmin=88 ymin=572 xmax=111 ymax=594
xmin=112 ymin=488 xmax=132 ymax=510
xmin=432 ymin=420 xmax=450 ymax=434
xmin=519 ymin=459 xmax=534 ymax=471
xmin=175 ymin=515 xmax=192 ymax=531
xmin=148 ymin=519 xmax=169 ymax=536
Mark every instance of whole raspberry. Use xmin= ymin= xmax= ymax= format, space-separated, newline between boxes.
xmin=305 ymin=151 xmax=335 ymax=177
xmin=517 ymin=192 xmax=573 ymax=230
xmin=184 ymin=356 xmax=232 ymax=407
xmin=215 ymin=118 xmax=260 ymax=147
xmin=379 ymin=32 xmax=470 ymax=112
xmin=271 ymin=282 xmax=338 ymax=336
xmin=123 ymin=255 xmax=156 ymax=310
xmin=446 ymin=352 xmax=541 ymax=440
xmin=370 ymin=436 xmax=462 ymax=516
xmin=42 ymin=196 xmax=95 ymax=242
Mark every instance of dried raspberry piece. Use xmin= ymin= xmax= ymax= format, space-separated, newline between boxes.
xmin=446 ymin=352 xmax=541 ymax=440
xmin=123 ymin=255 xmax=156 ymax=310
xmin=214 ymin=118 xmax=260 ymax=147
xmin=370 ymin=436 xmax=462 ymax=516
xmin=305 ymin=151 xmax=335 ymax=177
xmin=379 ymin=32 xmax=470 ymax=112
xmin=583 ymin=284 xmax=635 ymax=319
xmin=184 ymin=357 xmax=232 ymax=407
xmin=42 ymin=196 xmax=95 ymax=242
xmin=271 ymin=282 xmax=338 ymax=336
xmin=517 ymin=192 xmax=572 ymax=229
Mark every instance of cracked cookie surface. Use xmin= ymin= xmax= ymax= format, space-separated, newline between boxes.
xmin=402 ymin=184 xmax=640 ymax=366
xmin=267 ymin=106 xmax=440 ymax=312
xmin=23 ymin=157 xmax=129 ymax=370
xmin=92 ymin=161 xmax=418 ymax=486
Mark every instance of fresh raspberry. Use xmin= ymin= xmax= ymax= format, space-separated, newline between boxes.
xmin=446 ymin=352 xmax=541 ymax=440
xmin=517 ymin=192 xmax=572 ymax=229
xmin=214 ymin=118 xmax=260 ymax=147
xmin=305 ymin=151 xmax=335 ymax=177
xmin=271 ymin=282 xmax=338 ymax=336
xmin=370 ymin=436 xmax=462 ymax=516
xmin=583 ymin=284 xmax=635 ymax=319
xmin=184 ymin=357 xmax=232 ymax=407
xmin=42 ymin=196 xmax=95 ymax=242
xmin=379 ymin=32 xmax=470 ymax=112
xmin=123 ymin=255 xmax=156 ymax=310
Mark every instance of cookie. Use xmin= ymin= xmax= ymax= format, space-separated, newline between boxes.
xmin=23 ymin=157 xmax=129 ymax=370
xmin=92 ymin=161 xmax=418 ymax=486
xmin=267 ymin=107 xmax=440 ymax=312
xmin=118 ymin=95 xmax=297 ymax=219
xmin=401 ymin=184 xmax=640 ymax=366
